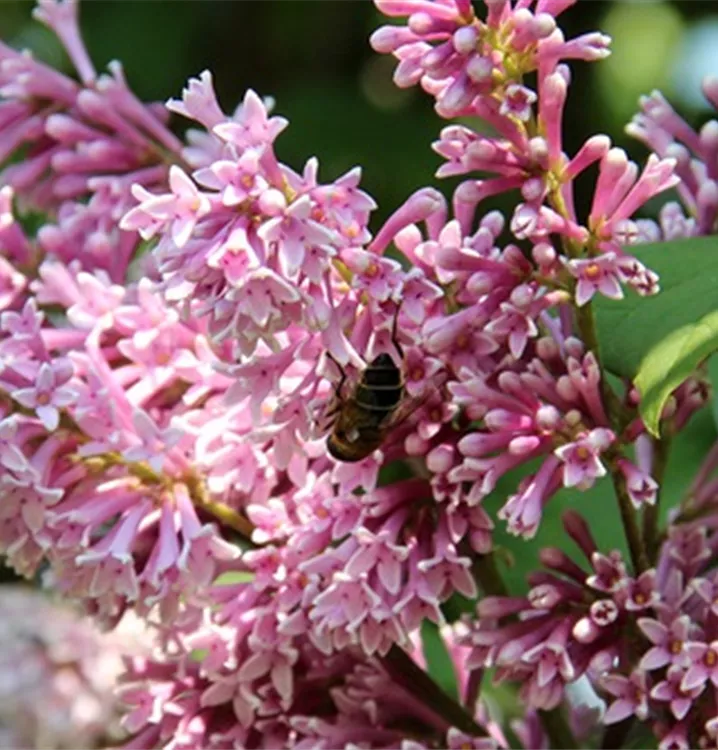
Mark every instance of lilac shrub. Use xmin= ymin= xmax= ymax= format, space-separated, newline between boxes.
xmin=0 ymin=0 xmax=717 ymax=748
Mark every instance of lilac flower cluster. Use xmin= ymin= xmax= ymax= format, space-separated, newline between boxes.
xmin=461 ymin=507 xmax=718 ymax=749
xmin=627 ymin=79 xmax=718 ymax=239
xmin=0 ymin=0 xmax=716 ymax=748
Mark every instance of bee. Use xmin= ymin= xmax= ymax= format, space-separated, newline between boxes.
xmin=324 ymin=313 xmax=407 ymax=463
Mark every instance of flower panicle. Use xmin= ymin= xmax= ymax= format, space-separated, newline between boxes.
xmin=0 ymin=1 xmax=715 ymax=749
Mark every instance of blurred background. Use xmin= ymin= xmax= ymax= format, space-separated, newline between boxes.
xmin=0 ymin=0 xmax=717 ymax=601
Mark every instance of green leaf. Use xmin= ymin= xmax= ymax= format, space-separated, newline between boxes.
xmin=420 ymin=620 xmax=459 ymax=702
xmin=708 ymin=356 xmax=718 ymax=432
xmin=594 ymin=236 xmax=718 ymax=435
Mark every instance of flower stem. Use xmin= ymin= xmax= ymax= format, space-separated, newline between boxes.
xmin=538 ymin=708 xmax=576 ymax=750
xmin=197 ymin=498 xmax=256 ymax=539
xmin=463 ymin=552 xmax=506 ymax=714
xmin=472 ymin=551 xmax=509 ymax=597
xmin=609 ymin=464 xmax=649 ymax=574
xmin=574 ymin=300 xmax=624 ymax=421
xmin=183 ymin=470 xmax=257 ymax=542
xmin=642 ymin=435 xmax=670 ymax=562
xmin=574 ymin=300 xmax=649 ymax=574
xmin=383 ymin=645 xmax=486 ymax=737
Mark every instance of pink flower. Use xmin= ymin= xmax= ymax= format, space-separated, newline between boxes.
xmin=121 ymin=165 xmax=211 ymax=247
xmin=638 ymin=616 xmax=694 ymax=671
xmin=554 ymin=428 xmax=614 ymax=490
xmin=627 ymin=87 xmax=718 ymax=236
xmin=657 ymin=723 xmax=690 ymax=750
xmin=602 ymin=670 xmax=650 ymax=723
xmin=194 ymin=150 xmax=268 ymax=206
xmin=213 ymin=88 xmax=288 ymax=150
xmin=165 ymin=69 xmax=226 ymax=130
xmin=651 ymin=665 xmax=704 ymax=720
xmin=0 ymin=255 xmax=26 ymax=310
xmin=617 ymin=459 xmax=658 ymax=508
xmin=499 ymin=84 xmax=537 ymax=122
xmin=345 ymin=526 xmax=409 ymax=596
xmin=681 ymin=640 xmax=718 ymax=691
xmin=589 ymin=150 xmax=679 ymax=243
xmin=258 ymin=194 xmax=336 ymax=277
xmin=232 ymin=267 xmax=302 ymax=328
xmin=371 ymin=0 xmax=595 ymax=119
xmin=33 ymin=0 xmax=96 ymax=84
xmin=565 ymin=253 xmax=623 ymax=306
xmin=12 ymin=360 xmax=76 ymax=430
xmin=483 ymin=283 xmax=545 ymax=358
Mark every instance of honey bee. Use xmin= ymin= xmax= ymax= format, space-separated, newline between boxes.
xmin=324 ymin=314 xmax=407 ymax=463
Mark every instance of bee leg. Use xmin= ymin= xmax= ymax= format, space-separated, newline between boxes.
xmin=325 ymin=352 xmax=347 ymax=398
xmin=323 ymin=403 xmax=341 ymax=419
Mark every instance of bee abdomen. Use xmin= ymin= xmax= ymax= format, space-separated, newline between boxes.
xmin=357 ymin=353 xmax=403 ymax=410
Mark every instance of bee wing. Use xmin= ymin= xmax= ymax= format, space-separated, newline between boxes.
xmin=384 ymin=372 xmax=451 ymax=433
xmin=383 ymin=390 xmax=432 ymax=432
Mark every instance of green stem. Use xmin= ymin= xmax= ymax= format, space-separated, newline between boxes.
xmin=573 ymin=301 xmax=649 ymax=575
xmin=537 ymin=708 xmax=576 ymax=750
xmin=472 ymin=552 xmax=509 ymax=597
xmin=574 ymin=301 xmax=624 ymax=423
xmin=642 ymin=435 xmax=671 ymax=563
xmin=574 ymin=299 xmax=601 ymax=359
xmin=184 ymin=471 xmax=257 ymax=542
xmin=382 ymin=645 xmax=486 ymax=737
xmin=197 ymin=498 xmax=256 ymax=539
xmin=610 ymin=465 xmax=650 ymax=575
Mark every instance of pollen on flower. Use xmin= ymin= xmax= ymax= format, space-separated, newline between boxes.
xmin=670 ymin=639 xmax=683 ymax=655
xmin=575 ymin=445 xmax=591 ymax=461
xmin=365 ymin=261 xmax=379 ymax=277
xmin=706 ymin=650 xmax=718 ymax=667
xmin=36 ymin=392 xmax=51 ymax=406
xmin=584 ymin=262 xmax=601 ymax=280
xmin=410 ymin=366 xmax=425 ymax=382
